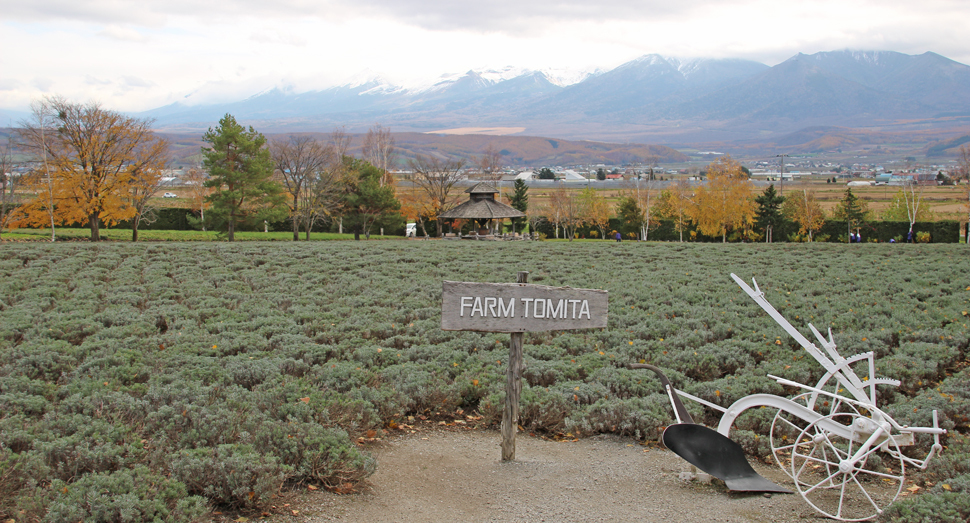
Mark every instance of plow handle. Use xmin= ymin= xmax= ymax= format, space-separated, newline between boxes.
xmin=629 ymin=363 xmax=694 ymax=424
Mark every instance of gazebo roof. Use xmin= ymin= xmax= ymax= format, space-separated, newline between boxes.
xmin=465 ymin=182 xmax=500 ymax=194
xmin=439 ymin=198 xmax=525 ymax=220
xmin=440 ymin=183 xmax=525 ymax=220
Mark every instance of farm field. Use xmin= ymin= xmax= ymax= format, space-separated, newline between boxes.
xmin=1 ymin=241 xmax=968 ymax=521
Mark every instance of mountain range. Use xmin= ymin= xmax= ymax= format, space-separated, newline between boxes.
xmin=1 ymin=50 xmax=960 ymax=153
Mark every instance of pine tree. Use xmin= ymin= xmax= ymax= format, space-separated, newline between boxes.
xmin=754 ymin=184 xmax=785 ymax=242
xmin=202 ymin=114 xmax=286 ymax=241
xmin=509 ymin=178 xmax=528 ymax=233
xmin=339 ymin=158 xmax=400 ymax=240
xmin=832 ymin=187 xmax=869 ymax=242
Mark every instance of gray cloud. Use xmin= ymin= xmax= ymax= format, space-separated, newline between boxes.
xmin=123 ymin=76 xmax=154 ymax=88
xmin=5 ymin=0 xmax=968 ymax=37
xmin=0 ymin=0 xmax=733 ymax=28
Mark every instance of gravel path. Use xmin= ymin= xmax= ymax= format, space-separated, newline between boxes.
xmin=303 ymin=428 xmax=822 ymax=522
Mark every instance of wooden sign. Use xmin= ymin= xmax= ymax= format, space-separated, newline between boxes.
xmin=441 ymin=274 xmax=608 ymax=462
xmin=441 ymin=281 xmax=608 ymax=333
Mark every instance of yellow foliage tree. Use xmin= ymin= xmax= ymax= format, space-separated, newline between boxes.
xmin=16 ymin=97 xmax=168 ymax=241
xmin=783 ymin=189 xmax=826 ymax=241
xmin=653 ymin=180 xmax=693 ymax=242
xmin=688 ymin=155 xmax=754 ymax=242
xmin=578 ymin=187 xmax=612 ymax=239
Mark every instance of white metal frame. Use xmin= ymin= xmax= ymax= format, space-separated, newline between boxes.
xmin=660 ymin=274 xmax=946 ymax=521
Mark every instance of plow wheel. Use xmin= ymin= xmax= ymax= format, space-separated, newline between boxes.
xmin=770 ymin=392 xmax=860 ymax=485
xmin=790 ymin=412 xmax=905 ymax=521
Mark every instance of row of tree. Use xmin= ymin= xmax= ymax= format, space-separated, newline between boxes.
xmin=540 ymin=156 xmax=951 ymax=243
xmin=2 ymin=99 xmax=406 ymax=242
xmin=3 ymin=98 xmax=967 ymax=243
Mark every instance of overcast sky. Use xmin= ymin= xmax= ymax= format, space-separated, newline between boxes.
xmin=2 ymin=0 xmax=968 ymax=113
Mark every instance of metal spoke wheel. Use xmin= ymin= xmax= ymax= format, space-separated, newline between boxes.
xmin=790 ymin=412 xmax=905 ymax=521
xmin=770 ymin=392 xmax=861 ymax=485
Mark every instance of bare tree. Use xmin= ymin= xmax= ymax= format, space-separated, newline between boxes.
xmin=959 ymin=145 xmax=970 ymax=244
xmin=548 ymin=182 xmax=583 ymax=241
xmin=270 ymin=135 xmax=333 ymax=240
xmin=477 ymin=144 xmax=503 ymax=182
xmin=527 ymin=201 xmax=547 ymax=240
xmin=361 ymin=124 xmax=395 ymax=187
xmin=633 ymin=173 xmax=655 ymax=240
xmin=0 ymin=138 xmax=18 ymax=239
xmin=407 ymin=154 xmax=466 ymax=237
xmin=125 ymin=143 xmax=170 ymax=242
xmin=184 ymin=167 xmax=213 ymax=231
xmin=16 ymin=100 xmax=58 ymax=241
xmin=901 ymin=179 xmax=927 ymax=242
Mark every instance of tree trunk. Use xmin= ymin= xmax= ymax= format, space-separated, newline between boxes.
xmin=132 ymin=215 xmax=140 ymax=242
xmin=228 ymin=219 xmax=235 ymax=242
xmin=89 ymin=213 xmax=100 ymax=242
xmin=293 ymin=216 xmax=299 ymax=241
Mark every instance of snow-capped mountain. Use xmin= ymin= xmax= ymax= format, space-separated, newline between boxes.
xmin=140 ymin=50 xmax=970 ymax=143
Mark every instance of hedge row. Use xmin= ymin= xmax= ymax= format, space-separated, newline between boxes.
xmin=534 ymin=218 xmax=963 ymax=243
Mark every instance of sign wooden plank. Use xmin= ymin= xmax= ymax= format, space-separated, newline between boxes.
xmin=441 ymin=281 xmax=608 ymax=333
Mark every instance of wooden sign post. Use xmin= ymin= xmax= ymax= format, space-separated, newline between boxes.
xmin=441 ymin=272 xmax=608 ymax=461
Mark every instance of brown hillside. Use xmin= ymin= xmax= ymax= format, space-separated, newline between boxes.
xmin=156 ymin=131 xmax=689 ymax=168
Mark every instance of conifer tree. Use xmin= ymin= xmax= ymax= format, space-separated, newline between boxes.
xmin=202 ymin=114 xmax=286 ymax=241
xmin=509 ymin=178 xmax=528 ymax=233
xmin=754 ymin=184 xmax=785 ymax=242
xmin=832 ymin=187 xmax=869 ymax=242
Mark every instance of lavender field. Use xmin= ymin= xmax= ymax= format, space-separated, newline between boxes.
xmin=1 ymin=241 xmax=968 ymax=521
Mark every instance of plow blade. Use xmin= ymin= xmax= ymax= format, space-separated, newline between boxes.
xmin=663 ymin=423 xmax=791 ymax=493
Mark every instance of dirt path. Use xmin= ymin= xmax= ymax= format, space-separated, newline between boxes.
xmin=296 ymin=428 xmax=822 ymax=523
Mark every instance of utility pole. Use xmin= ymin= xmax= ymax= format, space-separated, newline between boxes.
xmin=775 ymin=154 xmax=788 ymax=196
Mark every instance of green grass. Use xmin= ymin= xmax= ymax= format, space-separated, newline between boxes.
xmin=0 ymin=228 xmax=398 ymax=242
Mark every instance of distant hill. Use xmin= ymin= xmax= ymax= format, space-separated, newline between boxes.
xmin=157 ymin=131 xmax=689 ymax=168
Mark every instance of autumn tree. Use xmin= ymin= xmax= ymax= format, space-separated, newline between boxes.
xmin=361 ymin=124 xmax=395 ymax=187
xmin=202 ymin=114 xmax=286 ymax=241
xmin=338 ymin=157 xmax=400 ymax=240
xmin=688 ymin=155 xmax=754 ymax=242
xmin=783 ymin=189 xmax=825 ymax=241
xmin=832 ymin=187 xmax=870 ymax=242
xmin=754 ymin=184 xmax=785 ymax=243
xmin=397 ymin=184 xmax=434 ymax=238
xmin=15 ymin=97 xmax=169 ymax=241
xmin=270 ymin=134 xmax=343 ymax=240
xmin=548 ymin=182 xmax=583 ymax=240
xmin=408 ymin=154 xmax=466 ymax=237
xmin=653 ymin=180 xmax=693 ymax=242
xmin=578 ymin=186 xmax=611 ymax=239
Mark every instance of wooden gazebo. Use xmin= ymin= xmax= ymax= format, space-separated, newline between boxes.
xmin=439 ymin=183 xmax=525 ymax=236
